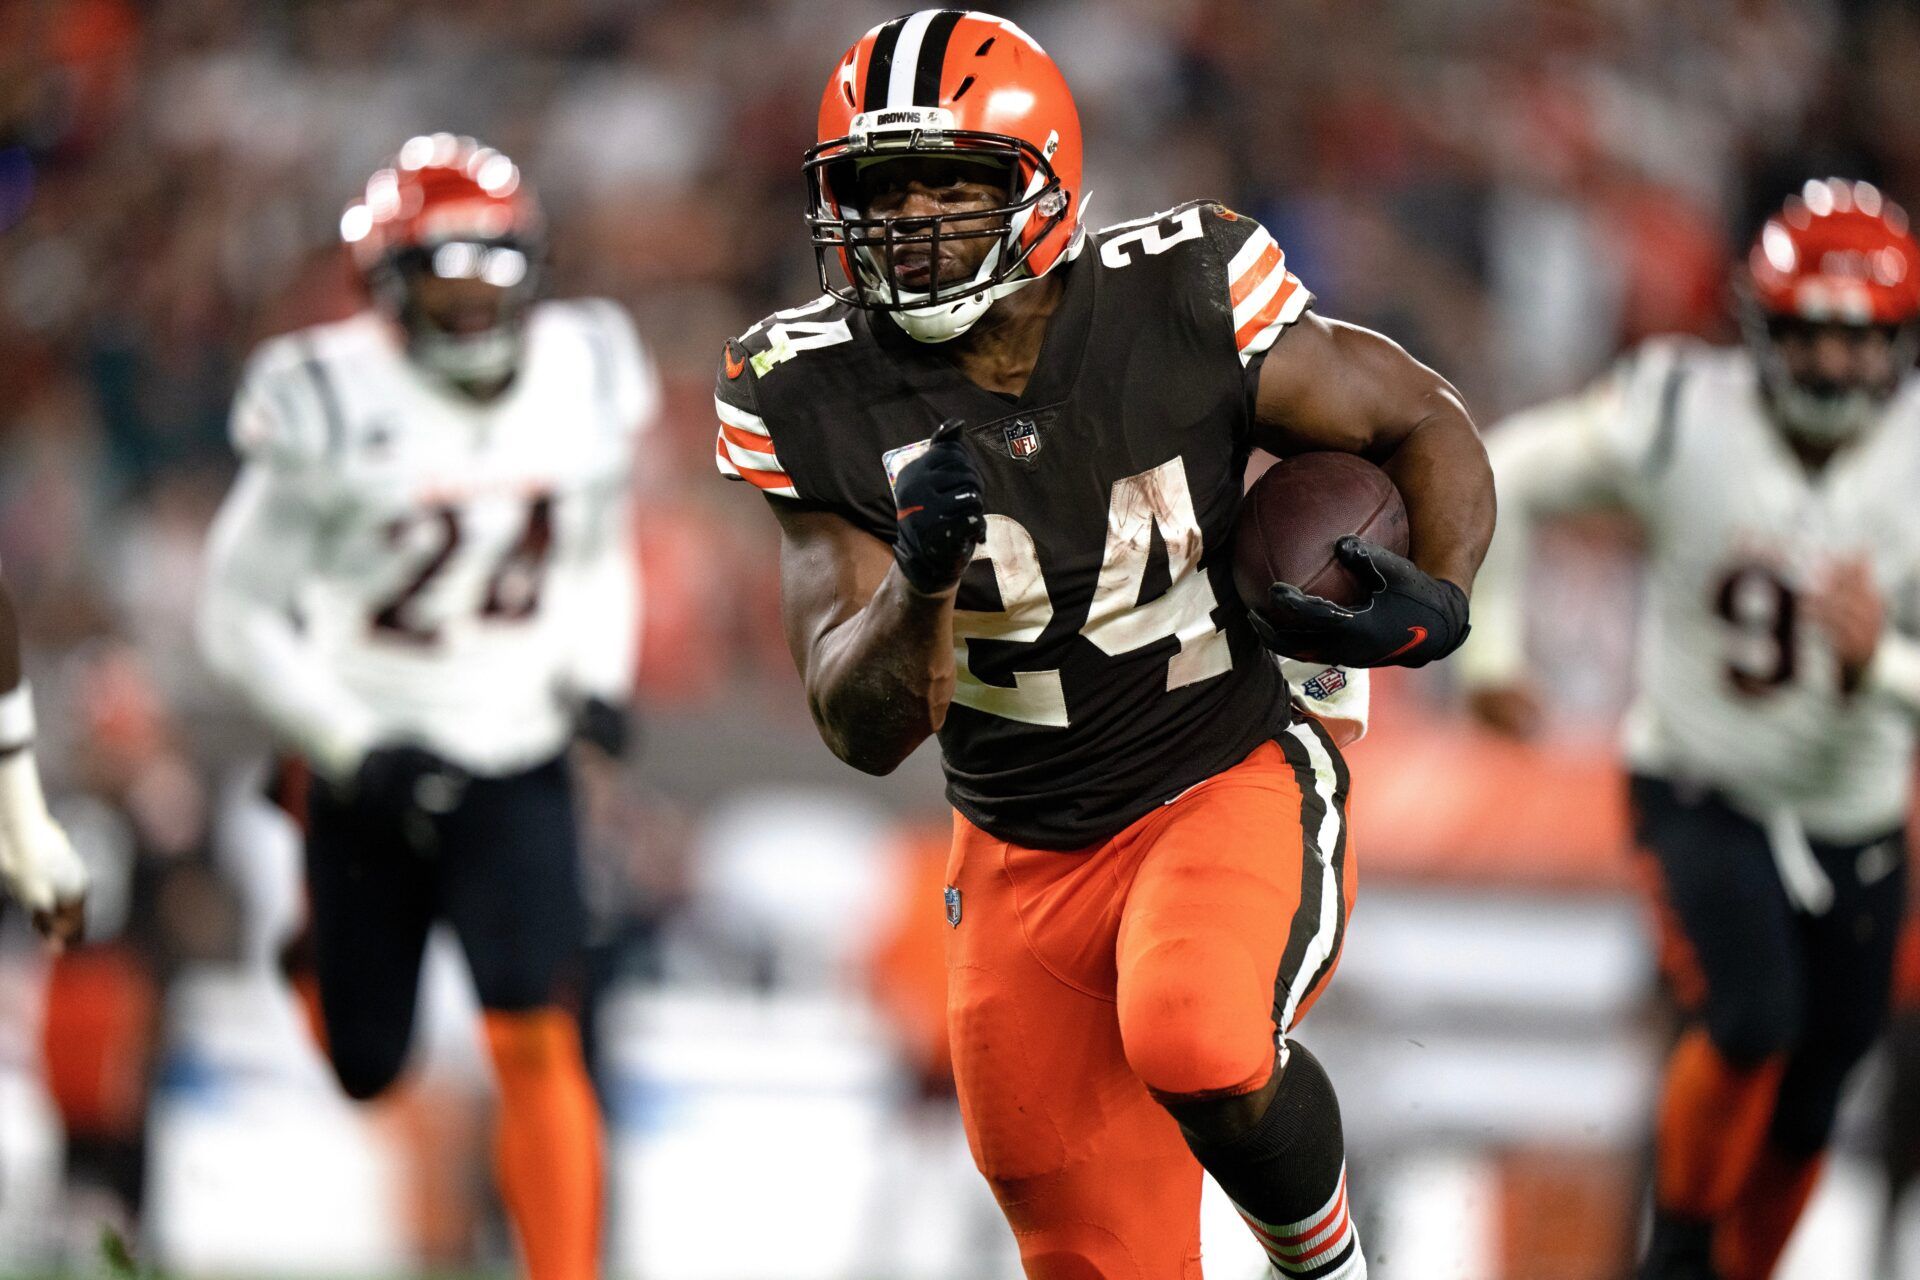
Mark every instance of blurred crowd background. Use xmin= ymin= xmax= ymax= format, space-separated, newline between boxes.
xmin=5 ymin=0 xmax=1920 ymax=1276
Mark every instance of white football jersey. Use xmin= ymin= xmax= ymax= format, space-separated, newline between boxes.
xmin=199 ymin=300 xmax=658 ymax=778
xmin=1462 ymin=337 xmax=1920 ymax=841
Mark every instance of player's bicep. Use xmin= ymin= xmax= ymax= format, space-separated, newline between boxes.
xmin=198 ymin=464 xmax=328 ymax=682
xmin=1484 ymin=390 xmax=1638 ymax=519
xmin=203 ymin=465 xmax=323 ymax=610
xmin=1250 ymin=313 xmax=1469 ymax=460
xmin=772 ymin=505 xmax=897 ymax=680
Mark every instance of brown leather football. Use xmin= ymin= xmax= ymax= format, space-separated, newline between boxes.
xmin=1232 ymin=452 xmax=1411 ymax=613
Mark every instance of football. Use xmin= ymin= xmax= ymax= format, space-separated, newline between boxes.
xmin=1232 ymin=452 xmax=1411 ymax=613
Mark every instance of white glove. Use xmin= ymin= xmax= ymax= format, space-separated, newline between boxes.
xmin=0 ymin=742 xmax=88 ymax=948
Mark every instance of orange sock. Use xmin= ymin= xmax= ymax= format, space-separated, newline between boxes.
xmin=1654 ymin=1029 xmax=1786 ymax=1216
xmin=292 ymin=972 xmax=329 ymax=1055
xmin=482 ymin=1008 xmax=603 ymax=1280
xmin=1714 ymin=1146 xmax=1825 ymax=1280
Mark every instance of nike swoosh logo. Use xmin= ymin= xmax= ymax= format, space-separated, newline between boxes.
xmin=723 ymin=343 xmax=746 ymax=379
xmin=895 ymin=505 xmax=925 ymax=520
xmin=1385 ymin=625 xmax=1428 ymax=660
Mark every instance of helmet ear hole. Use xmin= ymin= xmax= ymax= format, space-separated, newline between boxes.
xmin=823 ymin=158 xmax=862 ymax=212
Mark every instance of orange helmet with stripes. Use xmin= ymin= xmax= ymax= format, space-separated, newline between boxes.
xmin=1740 ymin=178 xmax=1920 ymax=443
xmin=1747 ymin=178 xmax=1920 ymax=326
xmin=805 ymin=10 xmax=1084 ymax=342
xmin=339 ymin=134 xmax=544 ymax=385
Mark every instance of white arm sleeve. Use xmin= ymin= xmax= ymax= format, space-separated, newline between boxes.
xmin=199 ymin=338 xmax=382 ymax=779
xmin=198 ymin=463 xmax=382 ymax=779
xmin=560 ymin=480 xmax=642 ymax=704
xmin=1865 ymin=630 xmax=1920 ymax=715
xmin=1455 ymin=351 xmax=1665 ymax=689
xmin=558 ymin=301 xmax=658 ymax=704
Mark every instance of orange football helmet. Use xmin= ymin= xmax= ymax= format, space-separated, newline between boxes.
xmin=1748 ymin=178 xmax=1920 ymax=325
xmin=805 ymin=10 xmax=1084 ymax=342
xmin=1743 ymin=178 xmax=1920 ymax=442
xmin=339 ymin=134 xmax=544 ymax=384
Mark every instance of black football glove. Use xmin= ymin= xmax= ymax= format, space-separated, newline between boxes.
xmin=891 ymin=419 xmax=987 ymax=594
xmin=351 ymin=743 xmax=470 ymax=816
xmin=573 ymin=695 xmax=637 ymax=760
xmin=1251 ymin=536 xmax=1470 ymax=668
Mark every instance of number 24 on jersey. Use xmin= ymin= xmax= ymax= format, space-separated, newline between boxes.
xmin=953 ymin=456 xmax=1230 ymax=727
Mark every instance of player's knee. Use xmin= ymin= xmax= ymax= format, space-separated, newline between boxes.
xmin=1768 ymin=1030 xmax=1883 ymax=1156
xmin=466 ymin=936 xmax=573 ymax=1014
xmin=483 ymin=1007 xmax=586 ymax=1080
xmin=1769 ymin=1083 xmax=1844 ymax=1157
xmin=1119 ymin=939 xmax=1272 ymax=1100
xmin=1704 ymin=993 xmax=1801 ymax=1068
xmin=328 ymin=1040 xmax=407 ymax=1101
xmin=1813 ymin=993 xmax=1890 ymax=1065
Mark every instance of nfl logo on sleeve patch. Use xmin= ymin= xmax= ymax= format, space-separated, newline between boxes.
xmin=1301 ymin=668 xmax=1348 ymax=700
xmin=1003 ymin=417 xmax=1041 ymax=460
xmin=944 ymin=885 xmax=962 ymax=928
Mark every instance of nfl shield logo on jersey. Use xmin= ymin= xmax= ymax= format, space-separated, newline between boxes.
xmin=944 ymin=884 xmax=963 ymax=928
xmin=1003 ymin=417 xmax=1042 ymax=460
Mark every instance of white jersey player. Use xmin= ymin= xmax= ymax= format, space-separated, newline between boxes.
xmin=1463 ymin=334 xmax=1920 ymax=843
xmin=199 ymin=296 xmax=653 ymax=782
xmin=1463 ymin=178 xmax=1918 ymax=1280
xmin=197 ymin=136 xmax=650 ymax=1280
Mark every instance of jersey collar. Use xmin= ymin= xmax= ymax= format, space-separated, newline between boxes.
xmin=871 ymin=250 xmax=1096 ymax=418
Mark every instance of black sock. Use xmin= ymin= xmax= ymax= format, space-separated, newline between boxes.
xmin=1180 ymin=1041 xmax=1361 ymax=1278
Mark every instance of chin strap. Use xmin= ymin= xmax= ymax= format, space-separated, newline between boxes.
xmin=1765 ymin=375 xmax=1885 ymax=445
xmin=412 ymin=326 xmax=522 ymax=386
xmin=1743 ymin=304 xmax=1918 ymax=446
xmin=891 ymin=215 xmax=1090 ymax=344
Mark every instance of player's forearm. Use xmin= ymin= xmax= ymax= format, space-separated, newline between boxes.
xmin=565 ymin=509 xmax=642 ymax=704
xmin=1451 ymin=498 xmax=1529 ymax=687
xmin=0 ymin=578 xmax=87 ymax=928
xmin=0 ymin=579 xmax=55 ymax=836
xmin=1454 ymin=397 xmax=1637 ymax=686
xmin=807 ymin=569 xmax=957 ymax=775
xmin=1379 ymin=391 xmax=1495 ymax=596
xmin=198 ymin=597 xmax=381 ymax=778
xmin=200 ymin=468 xmax=384 ymax=777
xmin=1865 ymin=630 xmax=1920 ymax=716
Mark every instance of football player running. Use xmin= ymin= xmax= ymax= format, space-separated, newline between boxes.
xmin=199 ymin=136 xmax=654 ymax=1280
xmin=0 ymin=574 xmax=88 ymax=949
xmin=715 ymin=13 xmax=1494 ymax=1279
xmin=1461 ymin=178 xmax=1919 ymax=1280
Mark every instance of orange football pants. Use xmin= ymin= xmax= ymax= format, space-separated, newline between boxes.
xmin=944 ymin=724 xmax=1355 ymax=1280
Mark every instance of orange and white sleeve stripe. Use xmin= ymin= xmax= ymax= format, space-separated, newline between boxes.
xmin=713 ymin=397 xmax=799 ymax=499
xmin=1227 ymin=225 xmax=1310 ymax=367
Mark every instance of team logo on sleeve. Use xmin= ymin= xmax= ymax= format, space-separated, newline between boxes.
xmin=1003 ymin=417 xmax=1042 ymax=460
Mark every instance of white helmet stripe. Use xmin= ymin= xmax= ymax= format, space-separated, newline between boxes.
xmin=887 ymin=10 xmax=941 ymax=108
